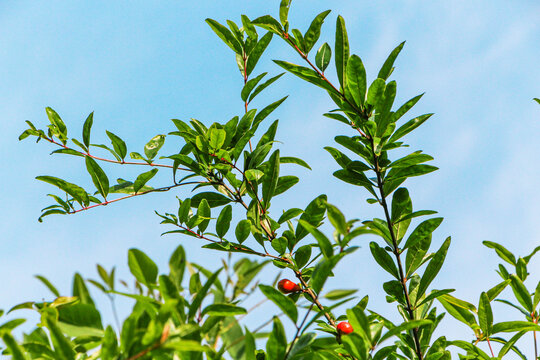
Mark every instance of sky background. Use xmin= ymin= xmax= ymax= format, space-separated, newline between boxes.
xmin=1 ymin=0 xmax=539 ymax=358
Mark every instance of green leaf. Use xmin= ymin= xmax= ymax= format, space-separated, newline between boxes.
xmin=206 ymin=18 xmax=243 ymax=54
xmin=169 ymin=245 xmax=186 ymax=290
xmin=280 ymin=156 xmax=312 ymax=170
xmin=235 ymin=220 xmax=251 ymax=244
xmin=208 ymin=127 xmax=227 ymax=150
xmin=144 ymin=134 xmax=166 ymax=160
xmin=378 ymin=41 xmax=405 ymax=80
xmin=127 ymin=248 xmax=158 ymax=286
xmin=201 ymin=303 xmax=247 ymax=317
xmin=509 ymin=274 xmax=533 ymax=312
xmin=334 ymin=15 xmax=349 ymax=89
xmin=273 ymin=60 xmax=336 ymax=93
xmin=326 ymin=203 xmax=348 ymax=235
xmin=478 ymin=292 xmax=493 ymax=335
xmin=248 ymin=72 xmax=284 ymax=103
xmin=391 ymin=187 xmax=412 ymax=240
xmin=106 ymin=131 xmax=127 ymax=160
xmin=386 ymin=164 xmax=439 ymax=182
xmin=294 ymin=245 xmax=312 ymax=268
xmin=246 ymin=32 xmax=273 ymax=76
xmin=279 ymin=0 xmax=291 ymax=26
xmin=188 ymin=268 xmax=222 ymax=321
xmin=85 ymin=156 xmax=109 ymax=198
xmin=82 ymin=112 xmax=94 ymax=148
xmin=191 ymin=192 xmax=232 ymax=208
xmin=403 ymin=217 xmax=444 ymax=250
xmin=262 ymin=150 xmax=280 ymax=206
xmin=278 ymin=208 xmax=303 ymax=223
xmin=36 ymin=176 xmax=89 ymax=207
xmin=346 ymin=55 xmax=367 ymax=107
xmin=275 ymin=175 xmax=299 ymax=195
xmin=492 ymin=321 xmax=540 ymax=334
xmin=259 ymin=284 xmax=298 ymax=323
xmin=391 ymin=93 xmax=424 ymax=123
xmin=366 ymin=78 xmax=386 ymax=108
xmin=324 ymin=289 xmax=357 ymax=300
xmin=437 ymin=294 xmax=478 ymax=327
xmin=417 ymin=237 xmax=451 ymax=299
xmin=46 ymin=107 xmax=68 ymax=143
xmin=482 ymin=241 xmax=516 ymax=265
xmin=534 ymin=98 xmax=540 ymax=105
xmin=379 ymin=319 xmax=432 ymax=343
xmin=369 ymin=242 xmax=399 ymax=279
xmin=298 ymin=219 xmax=333 ymax=258
xmin=133 ymin=168 xmax=158 ymax=194
xmin=72 ymin=273 xmax=94 ymax=306
xmin=389 ymin=152 xmax=434 ymax=169
xmin=311 ymin=258 xmax=334 ymax=294
xmin=388 ymin=113 xmax=433 ymax=143
xmin=241 ymin=72 xmax=267 ymax=102
xmin=266 ymin=317 xmax=287 ymax=359
xmin=251 ymin=15 xmax=283 ymax=35
xmin=304 ymin=10 xmax=331 ymax=53
xmin=197 ymin=198 xmax=211 ymax=232
xmin=315 ymin=42 xmax=332 ymax=72
xmin=216 ymin=205 xmax=232 ymax=238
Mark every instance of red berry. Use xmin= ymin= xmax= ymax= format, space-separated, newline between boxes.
xmin=277 ymin=279 xmax=301 ymax=293
xmin=336 ymin=321 xmax=353 ymax=335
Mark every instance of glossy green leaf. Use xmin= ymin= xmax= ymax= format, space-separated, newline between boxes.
xmin=482 ymin=241 xmax=516 ymax=265
xmin=201 ymin=303 xmax=247 ymax=317
xmin=366 ymin=78 xmax=386 ymax=108
xmin=169 ymin=245 xmax=186 ymax=290
xmin=280 ymin=156 xmax=312 ymax=170
xmin=509 ymin=274 xmax=533 ymax=312
xmin=127 ymin=248 xmax=158 ymax=286
xmin=133 ymin=168 xmax=158 ymax=194
xmin=197 ymin=198 xmax=211 ymax=232
xmin=294 ymin=244 xmax=312 ymax=268
xmin=246 ymin=32 xmax=273 ymax=76
xmin=346 ymin=55 xmax=367 ymax=107
xmin=1 ymin=332 xmax=29 ymax=360
xmin=377 ymin=41 xmax=405 ymax=80
xmin=206 ymin=18 xmax=243 ymax=54
xmin=262 ymin=149 xmax=280 ymax=206
xmin=298 ymin=219 xmax=333 ymax=258
xmin=274 ymin=175 xmax=299 ymax=195
xmin=72 ymin=273 xmax=94 ymax=306
xmin=82 ymin=112 xmax=93 ymax=148
xmin=311 ymin=258 xmax=334 ymax=294
xmin=216 ymin=205 xmax=232 ymax=238
xmin=492 ymin=321 xmax=540 ymax=334
xmin=478 ymin=292 xmax=493 ymax=335
xmin=388 ymin=113 xmax=433 ymax=143
xmin=417 ymin=237 xmax=451 ymax=299
xmin=304 ymin=10 xmax=331 ymax=52
xmin=334 ymin=15 xmax=349 ymax=89
xmin=379 ymin=319 xmax=431 ymax=343
xmin=188 ymin=268 xmax=222 ymax=321
xmin=85 ymin=156 xmax=109 ymax=198
xmin=235 ymin=220 xmax=251 ymax=244
xmin=326 ymin=203 xmax=348 ymax=235
xmin=241 ymin=72 xmax=267 ymax=102
xmin=106 ymin=131 xmax=127 ymax=160
xmin=390 ymin=152 xmax=434 ymax=169
xmin=144 ymin=134 xmax=165 ymax=160
xmin=209 ymin=127 xmax=227 ymax=150
xmin=279 ymin=0 xmax=291 ymax=26
xmin=273 ymin=60 xmax=335 ymax=93
xmin=259 ymin=284 xmax=298 ymax=323
xmin=36 ymin=176 xmax=89 ymax=207
xmin=191 ymin=192 xmax=232 ymax=208
xmin=403 ymin=217 xmax=444 ymax=250
xmin=248 ymin=72 xmax=284 ymax=103
xmin=315 ymin=42 xmax=332 ymax=72
xmin=278 ymin=208 xmax=303 ymax=223
xmin=46 ymin=107 xmax=68 ymax=143
xmin=369 ymin=242 xmax=399 ymax=279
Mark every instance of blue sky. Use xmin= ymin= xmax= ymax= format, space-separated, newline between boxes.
xmin=1 ymin=0 xmax=540 ymax=356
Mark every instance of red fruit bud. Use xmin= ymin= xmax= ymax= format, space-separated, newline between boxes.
xmin=277 ymin=279 xmax=301 ymax=294
xmin=336 ymin=321 xmax=353 ymax=335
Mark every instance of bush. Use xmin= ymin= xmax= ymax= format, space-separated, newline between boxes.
xmin=4 ymin=1 xmax=540 ymax=359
